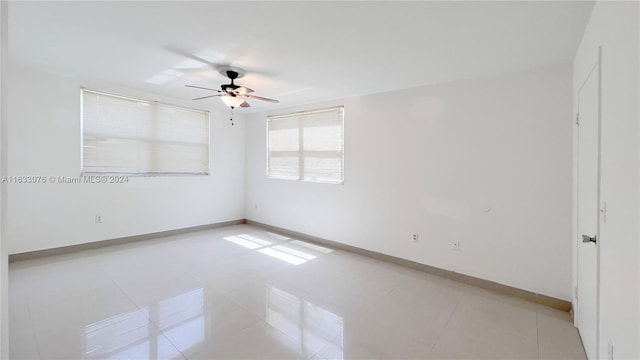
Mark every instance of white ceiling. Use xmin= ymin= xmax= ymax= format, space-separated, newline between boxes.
xmin=9 ymin=1 xmax=594 ymax=112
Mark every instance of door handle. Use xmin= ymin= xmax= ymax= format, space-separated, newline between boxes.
xmin=582 ymin=234 xmax=597 ymax=244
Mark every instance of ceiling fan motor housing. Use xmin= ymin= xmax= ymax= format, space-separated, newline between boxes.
xmin=221 ymin=70 xmax=241 ymax=91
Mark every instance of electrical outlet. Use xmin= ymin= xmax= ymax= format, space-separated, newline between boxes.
xmin=95 ymin=214 xmax=102 ymax=224
xmin=451 ymin=239 xmax=460 ymax=251
xmin=608 ymin=340 xmax=613 ymax=360
xmin=412 ymin=233 xmax=419 ymax=243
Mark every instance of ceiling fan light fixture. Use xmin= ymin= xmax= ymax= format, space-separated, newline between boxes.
xmin=220 ymin=95 xmax=245 ymax=108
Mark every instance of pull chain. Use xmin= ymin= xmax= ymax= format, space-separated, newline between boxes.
xmin=230 ymin=107 xmax=234 ymax=125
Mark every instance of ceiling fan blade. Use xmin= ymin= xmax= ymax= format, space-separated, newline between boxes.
xmin=245 ymin=94 xmax=279 ymax=103
xmin=192 ymin=95 xmax=221 ymax=101
xmin=240 ymin=101 xmax=251 ymax=108
xmin=166 ymin=46 xmax=277 ymax=78
xmin=185 ymin=84 xmax=223 ymax=92
xmin=235 ymin=86 xmax=254 ymax=94
xmin=166 ymin=46 xmax=221 ymax=68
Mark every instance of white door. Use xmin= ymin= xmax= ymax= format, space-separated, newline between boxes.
xmin=576 ymin=50 xmax=600 ymax=360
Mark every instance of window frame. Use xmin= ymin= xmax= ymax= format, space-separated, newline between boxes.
xmin=266 ymin=106 xmax=345 ymax=184
xmin=80 ymin=88 xmax=211 ymax=177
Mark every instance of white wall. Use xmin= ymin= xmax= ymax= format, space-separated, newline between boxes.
xmin=573 ymin=2 xmax=640 ymax=359
xmin=7 ymin=63 xmax=246 ymax=254
xmin=245 ymin=64 xmax=573 ymax=300
xmin=0 ymin=1 xmax=8 ymax=356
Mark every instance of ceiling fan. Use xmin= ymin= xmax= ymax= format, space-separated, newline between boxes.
xmin=185 ymin=66 xmax=279 ymax=110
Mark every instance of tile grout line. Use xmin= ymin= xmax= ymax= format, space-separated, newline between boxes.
xmin=307 ymin=332 xmax=341 ymax=360
xmin=536 ymin=308 xmax=541 ymax=359
xmin=24 ymin=263 xmax=122 ymax=359
xmin=212 ymin=248 xmax=349 ymax=360
xmin=97 ymin=262 xmax=190 ymax=360
xmin=386 ymin=282 xmax=400 ymax=295
xmin=22 ymin=285 xmax=44 ymax=360
xmin=430 ymin=293 xmax=462 ymax=351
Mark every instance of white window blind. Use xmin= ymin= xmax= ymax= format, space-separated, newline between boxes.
xmin=82 ymin=89 xmax=210 ymax=175
xmin=267 ymin=107 xmax=344 ymax=184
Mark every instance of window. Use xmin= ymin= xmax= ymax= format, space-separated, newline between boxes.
xmin=81 ymin=89 xmax=209 ymax=175
xmin=267 ymin=106 xmax=344 ymax=184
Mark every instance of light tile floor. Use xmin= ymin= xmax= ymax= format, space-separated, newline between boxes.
xmin=9 ymin=224 xmax=586 ymax=359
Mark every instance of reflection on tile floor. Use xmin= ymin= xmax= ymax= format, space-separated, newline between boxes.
xmin=9 ymin=224 xmax=586 ymax=359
